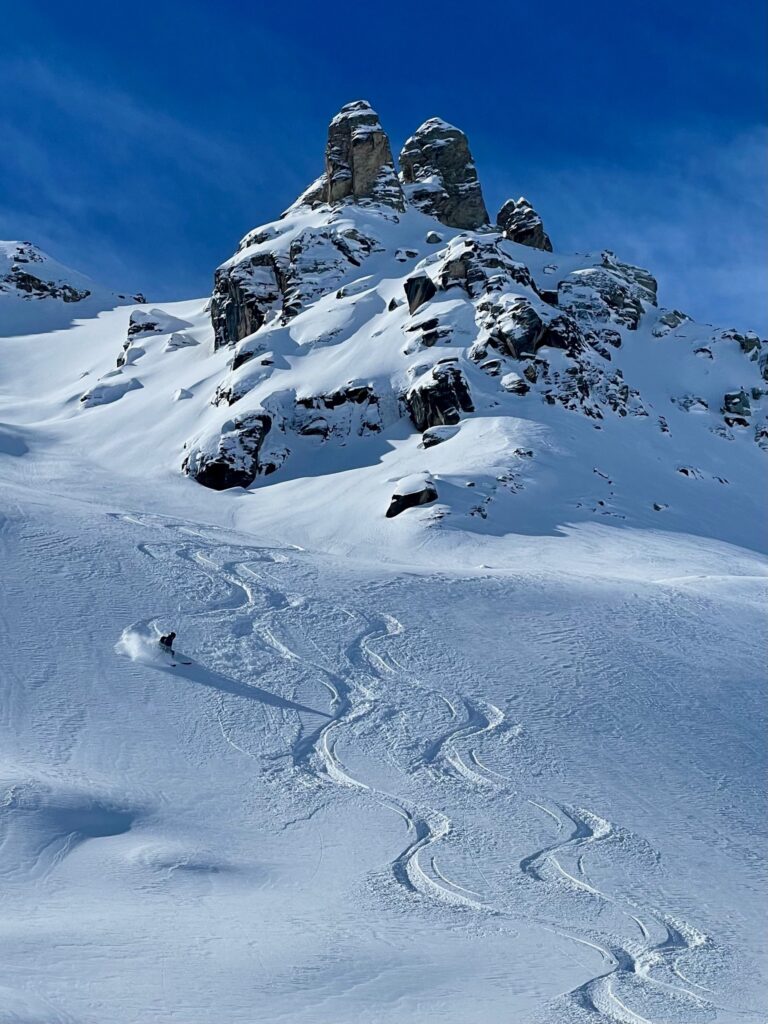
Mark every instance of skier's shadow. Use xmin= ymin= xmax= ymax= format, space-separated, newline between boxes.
xmin=157 ymin=656 xmax=331 ymax=718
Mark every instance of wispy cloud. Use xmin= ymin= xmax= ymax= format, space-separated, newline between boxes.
xmin=484 ymin=126 xmax=768 ymax=333
xmin=0 ymin=57 xmax=306 ymax=295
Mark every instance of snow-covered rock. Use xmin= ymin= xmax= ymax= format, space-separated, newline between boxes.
xmin=405 ymin=362 xmax=474 ymax=431
xmin=0 ymin=241 xmax=93 ymax=303
xmin=496 ymin=196 xmax=553 ymax=252
xmin=182 ymin=412 xmax=272 ymax=489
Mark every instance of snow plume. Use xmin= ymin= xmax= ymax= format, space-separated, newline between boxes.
xmin=115 ymin=620 xmax=167 ymax=664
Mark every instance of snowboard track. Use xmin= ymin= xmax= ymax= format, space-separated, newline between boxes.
xmin=115 ymin=509 xmax=750 ymax=1024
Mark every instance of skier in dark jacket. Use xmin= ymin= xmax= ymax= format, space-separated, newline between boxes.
xmin=159 ymin=631 xmax=176 ymax=657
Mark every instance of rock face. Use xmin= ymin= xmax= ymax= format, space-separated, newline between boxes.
xmin=405 ymin=363 xmax=474 ymax=431
xmin=399 ymin=119 xmax=488 ymax=229
xmin=496 ymin=197 xmax=552 ymax=251
xmin=324 ymin=101 xmax=405 ymax=210
xmin=211 ymin=254 xmax=283 ymax=351
xmin=211 ymin=222 xmax=382 ymax=351
xmin=182 ymin=413 xmax=272 ymax=490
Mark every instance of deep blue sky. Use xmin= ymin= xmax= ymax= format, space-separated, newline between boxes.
xmin=2 ymin=0 xmax=766 ymax=330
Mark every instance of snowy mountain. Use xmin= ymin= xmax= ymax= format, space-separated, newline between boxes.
xmin=0 ymin=101 xmax=765 ymax=1024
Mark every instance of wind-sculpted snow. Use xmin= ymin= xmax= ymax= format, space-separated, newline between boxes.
xmin=0 ymin=480 xmax=765 ymax=1021
xmin=101 ymin=513 xmax=768 ymax=1021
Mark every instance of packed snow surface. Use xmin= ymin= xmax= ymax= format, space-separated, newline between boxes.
xmin=0 ymin=217 xmax=765 ymax=1023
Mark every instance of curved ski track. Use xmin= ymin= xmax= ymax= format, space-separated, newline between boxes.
xmin=116 ymin=510 xmax=753 ymax=1024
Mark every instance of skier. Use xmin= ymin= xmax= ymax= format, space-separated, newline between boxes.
xmin=159 ymin=631 xmax=176 ymax=657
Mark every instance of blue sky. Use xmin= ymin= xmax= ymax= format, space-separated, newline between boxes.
xmin=1 ymin=0 xmax=766 ymax=330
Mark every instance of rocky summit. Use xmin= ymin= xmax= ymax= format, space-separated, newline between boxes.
xmin=3 ymin=99 xmax=766 ymax=544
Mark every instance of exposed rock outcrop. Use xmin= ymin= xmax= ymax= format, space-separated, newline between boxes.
xmin=399 ymin=119 xmax=488 ymax=229
xmin=212 ymin=222 xmax=382 ymax=350
xmin=558 ymin=252 xmax=657 ymax=331
xmin=722 ymin=389 xmax=751 ymax=426
xmin=496 ymin=197 xmax=552 ymax=251
xmin=211 ymin=254 xmax=283 ymax=351
xmin=182 ymin=413 xmax=272 ymax=490
xmin=436 ymin=236 xmax=535 ymax=298
xmin=293 ymin=382 xmax=384 ymax=438
xmin=405 ymin=362 xmax=474 ymax=431
xmin=0 ymin=242 xmax=91 ymax=302
xmin=472 ymin=295 xmax=585 ymax=360
xmin=404 ymin=272 xmax=437 ymax=314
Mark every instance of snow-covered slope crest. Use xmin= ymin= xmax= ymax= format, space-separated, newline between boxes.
xmin=0 ymin=240 xmax=144 ymax=336
xmin=5 ymin=100 xmax=767 ymax=554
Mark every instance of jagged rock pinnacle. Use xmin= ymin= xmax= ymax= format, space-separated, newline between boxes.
xmin=398 ymin=118 xmax=489 ymax=230
xmin=288 ymin=101 xmax=405 ymax=212
xmin=496 ymin=197 xmax=553 ymax=252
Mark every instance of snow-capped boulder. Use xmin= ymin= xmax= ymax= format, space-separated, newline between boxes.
xmin=385 ymin=473 xmax=438 ymax=518
xmin=496 ymin=197 xmax=553 ymax=252
xmin=398 ymin=118 xmax=489 ymax=229
xmin=405 ymin=362 xmax=474 ymax=431
xmin=165 ymin=332 xmax=199 ymax=352
xmin=420 ymin=424 xmax=459 ymax=448
xmin=182 ymin=412 xmax=272 ymax=490
xmin=80 ymin=375 xmax=142 ymax=408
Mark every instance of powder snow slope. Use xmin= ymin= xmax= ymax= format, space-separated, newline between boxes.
xmin=0 ymin=100 xmax=765 ymax=1024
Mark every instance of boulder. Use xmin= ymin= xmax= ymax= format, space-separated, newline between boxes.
xmin=496 ymin=197 xmax=552 ymax=251
xmin=399 ymin=118 xmax=489 ymax=229
xmin=386 ymin=473 xmax=438 ymax=518
xmin=404 ymin=272 xmax=437 ymax=314
xmin=182 ymin=413 xmax=272 ymax=490
xmin=722 ymin=390 xmax=751 ymax=425
xmin=652 ymin=309 xmax=690 ymax=337
xmin=405 ymin=362 xmax=474 ymax=431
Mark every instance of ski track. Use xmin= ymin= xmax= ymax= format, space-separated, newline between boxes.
xmin=114 ymin=509 xmax=752 ymax=1024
